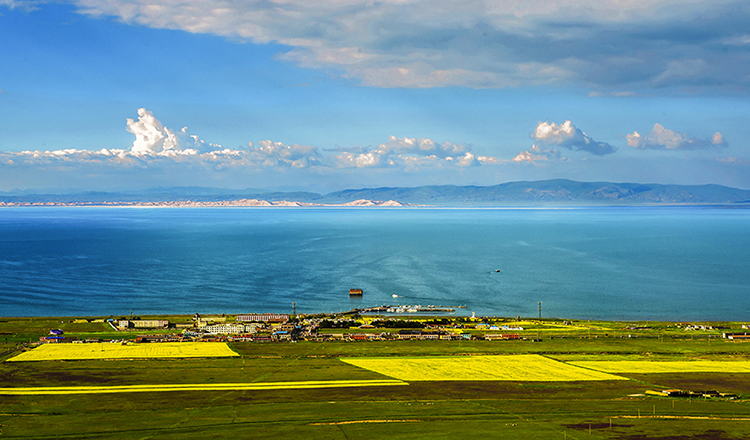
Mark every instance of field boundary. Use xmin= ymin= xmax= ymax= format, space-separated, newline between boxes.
xmin=0 ymin=379 xmax=408 ymax=395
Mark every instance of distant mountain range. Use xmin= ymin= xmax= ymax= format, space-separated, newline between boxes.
xmin=2 ymin=179 xmax=750 ymax=206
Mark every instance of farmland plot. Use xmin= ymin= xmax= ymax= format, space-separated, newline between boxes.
xmin=570 ymin=360 xmax=750 ymax=374
xmin=8 ymin=342 xmax=239 ymax=361
xmin=341 ymin=355 xmax=626 ymax=381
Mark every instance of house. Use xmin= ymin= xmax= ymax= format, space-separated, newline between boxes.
xmin=251 ymin=335 xmax=273 ymax=342
xmin=660 ymin=389 xmax=689 ymax=397
xmin=723 ymin=333 xmax=750 ymax=341
xmin=119 ymin=320 xmax=170 ymax=329
xmin=203 ymin=324 xmax=255 ymax=335
xmin=485 ymin=334 xmax=521 ymax=341
xmin=398 ymin=330 xmax=421 ymax=340
xmin=40 ymin=336 xmax=65 ymax=343
xmin=237 ymin=314 xmax=289 ymax=323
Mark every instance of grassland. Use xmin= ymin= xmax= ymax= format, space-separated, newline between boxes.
xmin=342 ymin=354 xmax=627 ymax=381
xmin=8 ymin=342 xmax=239 ymax=361
xmin=4 ymin=316 xmax=750 ymax=439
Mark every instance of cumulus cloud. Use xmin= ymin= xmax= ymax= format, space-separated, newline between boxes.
xmin=531 ymin=120 xmax=616 ymax=156
xmin=331 ymin=136 xmax=489 ymax=168
xmin=512 ymin=145 xmax=563 ymax=163
xmin=126 ymin=108 xmax=221 ymax=155
xmin=380 ymin=136 xmax=471 ymax=158
xmin=0 ymin=108 xmax=503 ymax=187
xmin=65 ymin=0 xmax=750 ymax=91
xmin=0 ymin=109 xmax=317 ymax=173
xmin=248 ymin=140 xmax=322 ymax=168
xmin=627 ymin=124 xmax=728 ymax=150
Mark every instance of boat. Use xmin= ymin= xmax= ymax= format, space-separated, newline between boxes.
xmin=349 ymin=288 xmax=363 ymax=296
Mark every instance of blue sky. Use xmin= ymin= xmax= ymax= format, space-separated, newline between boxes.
xmin=1 ymin=0 xmax=749 ymax=192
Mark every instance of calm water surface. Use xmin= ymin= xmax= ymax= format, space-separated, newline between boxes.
xmin=0 ymin=206 xmax=748 ymax=320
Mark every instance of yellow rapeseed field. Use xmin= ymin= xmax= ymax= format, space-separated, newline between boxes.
xmin=0 ymin=379 xmax=407 ymax=395
xmin=8 ymin=342 xmax=239 ymax=361
xmin=341 ymin=354 xmax=626 ymax=381
xmin=570 ymin=361 xmax=750 ymax=374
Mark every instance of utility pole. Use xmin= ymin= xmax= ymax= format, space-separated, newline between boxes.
xmin=538 ymin=301 xmax=542 ymax=321
xmin=537 ymin=301 xmax=542 ymax=341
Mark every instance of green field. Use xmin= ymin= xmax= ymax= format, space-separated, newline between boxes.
xmin=3 ymin=316 xmax=750 ymax=439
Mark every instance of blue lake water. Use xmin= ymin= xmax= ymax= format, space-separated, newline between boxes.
xmin=0 ymin=206 xmax=748 ymax=321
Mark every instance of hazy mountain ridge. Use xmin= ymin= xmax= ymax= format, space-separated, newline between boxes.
xmin=320 ymin=180 xmax=750 ymax=205
xmin=1 ymin=179 xmax=749 ymax=206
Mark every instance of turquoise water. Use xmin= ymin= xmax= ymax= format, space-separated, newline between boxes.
xmin=0 ymin=207 xmax=748 ymax=320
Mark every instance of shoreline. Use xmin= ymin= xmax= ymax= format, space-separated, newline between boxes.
xmin=0 ymin=198 xmax=409 ymax=208
xmin=0 ymin=201 xmax=745 ymax=209
xmin=1 ymin=313 xmax=745 ymax=324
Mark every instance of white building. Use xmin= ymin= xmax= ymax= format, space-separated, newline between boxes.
xmin=203 ymin=323 xmax=261 ymax=335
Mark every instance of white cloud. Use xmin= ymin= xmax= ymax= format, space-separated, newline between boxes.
xmin=126 ymin=108 xmax=221 ymax=155
xmin=248 ymin=140 xmax=322 ymax=168
xmin=651 ymin=59 xmax=709 ymax=86
xmin=126 ymin=108 xmax=178 ymax=154
xmin=627 ymin=123 xmax=728 ymax=150
xmin=512 ymin=145 xmax=563 ymax=162
xmin=455 ymin=151 xmax=479 ymax=167
xmin=531 ymin=120 xmax=616 ymax=156
xmin=587 ymin=91 xmax=638 ymax=98
xmin=0 ymin=109 xmax=502 ymax=182
xmin=380 ymin=136 xmax=471 ymax=158
xmin=723 ymin=35 xmax=750 ymax=46
xmin=717 ymin=156 xmax=746 ymax=164
xmin=67 ymin=0 xmax=750 ymax=90
xmin=0 ymin=0 xmax=38 ymax=11
xmin=331 ymin=136 xmax=484 ymax=168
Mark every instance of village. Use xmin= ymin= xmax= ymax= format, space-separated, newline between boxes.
xmin=33 ymin=310 xmax=750 ymax=346
xmin=7 ymin=313 xmax=750 ymax=440
xmin=37 ymin=312 xmax=527 ymax=344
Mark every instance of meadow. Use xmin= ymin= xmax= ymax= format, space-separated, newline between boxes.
xmin=4 ymin=316 xmax=750 ymax=439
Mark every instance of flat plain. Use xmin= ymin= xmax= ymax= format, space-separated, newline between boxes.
xmin=4 ymin=316 xmax=750 ymax=439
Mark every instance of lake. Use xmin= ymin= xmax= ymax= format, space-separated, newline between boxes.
xmin=0 ymin=206 xmax=748 ymax=321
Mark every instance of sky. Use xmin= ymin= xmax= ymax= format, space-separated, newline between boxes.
xmin=1 ymin=0 xmax=749 ymax=193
